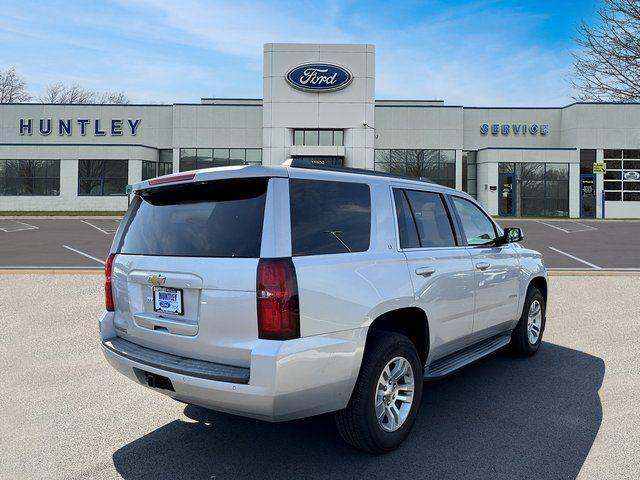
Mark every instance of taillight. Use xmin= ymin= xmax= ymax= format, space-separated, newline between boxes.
xmin=105 ymin=254 xmax=115 ymax=311
xmin=148 ymin=172 xmax=195 ymax=185
xmin=256 ymin=258 xmax=300 ymax=340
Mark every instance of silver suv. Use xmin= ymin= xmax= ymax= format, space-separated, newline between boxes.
xmin=100 ymin=160 xmax=547 ymax=452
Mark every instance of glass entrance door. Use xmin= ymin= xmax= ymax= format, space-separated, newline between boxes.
xmin=499 ymin=173 xmax=515 ymax=216
xmin=580 ymin=174 xmax=596 ymax=218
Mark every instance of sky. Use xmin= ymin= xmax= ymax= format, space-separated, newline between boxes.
xmin=0 ymin=0 xmax=600 ymax=106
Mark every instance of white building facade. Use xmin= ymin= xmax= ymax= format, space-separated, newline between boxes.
xmin=1 ymin=43 xmax=639 ymax=218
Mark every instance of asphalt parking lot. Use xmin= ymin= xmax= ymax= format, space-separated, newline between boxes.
xmin=1 ymin=273 xmax=639 ymax=479
xmin=0 ymin=217 xmax=639 ymax=271
xmin=0 ymin=218 xmax=118 ymax=268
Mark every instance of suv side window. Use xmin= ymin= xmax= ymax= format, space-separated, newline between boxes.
xmin=289 ymin=179 xmax=371 ymax=256
xmin=451 ymin=195 xmax=497 ymax=246
xmin=393 ymin=188 xmax=456 ymax=248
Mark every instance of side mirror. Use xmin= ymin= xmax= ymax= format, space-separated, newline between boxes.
xmin=502 ymin=227 xmax=524 ymax=244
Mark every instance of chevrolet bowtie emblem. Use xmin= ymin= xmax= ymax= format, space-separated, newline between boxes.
xmin=147 ymin=274 xmax=166 ymax=287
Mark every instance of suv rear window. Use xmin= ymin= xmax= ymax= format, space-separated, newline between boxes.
xmin=117 ymin=178 xmax=268 ymax=258
xmin=289 ymin=179 xmax=371 ymax=256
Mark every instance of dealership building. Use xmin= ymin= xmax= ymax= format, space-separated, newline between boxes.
xmin=1 ymin=43 xmax=640 ymax=218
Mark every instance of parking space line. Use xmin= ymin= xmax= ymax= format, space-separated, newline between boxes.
xmin=536 ymin=220 xmax=597 ymax=233
xmin=537 ymin=221 xmax=571 ymax=233
xmin=572 ymin=221 xmax=598 ymax=231
xmin=62 ymin=245 xmax=106 ymax=265
xmin=0 ymin=220 xmax=39 ymax=233
xmin=80 ymin=219 xmax=116 ymax=235
xmin=548 ymin=246 xmax=602 ymax=269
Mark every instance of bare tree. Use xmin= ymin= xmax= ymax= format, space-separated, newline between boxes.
xmin=0 ymin=67 xmax=32 ymax=103
xmin=572 ymin=0 xmax=640 ymax=101
xmin=40 ymin=83 xmax=95 ymax=104
xmin=40 ymin=82 xmax=131 ymax=104
xmin=96 ymin=90 xmax=130 ymax=104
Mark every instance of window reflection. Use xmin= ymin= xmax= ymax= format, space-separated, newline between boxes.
xmin=374 ymin=149 xmax=456 ymax=188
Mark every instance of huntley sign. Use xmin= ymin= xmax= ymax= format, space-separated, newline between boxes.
xmin=19 ymin=118 xmax=142 ymax=136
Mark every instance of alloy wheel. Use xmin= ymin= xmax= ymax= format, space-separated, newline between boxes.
xmin=375 ymin=356 xmax=415 ymax=432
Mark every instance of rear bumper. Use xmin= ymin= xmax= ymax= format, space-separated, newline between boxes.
xmin=100 ymin=312 xmax=366 ymax=422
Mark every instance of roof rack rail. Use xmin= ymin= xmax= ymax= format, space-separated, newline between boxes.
xmin=282 ymin=159 xmax=436 ymax=184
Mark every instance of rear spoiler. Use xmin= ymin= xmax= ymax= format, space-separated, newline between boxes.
xmin=133 ymin=165 xmax=289 ymax=193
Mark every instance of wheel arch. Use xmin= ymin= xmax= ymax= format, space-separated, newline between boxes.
xmin=365 ymin=307 xmax=430 ymax=367
xmin=528 ymin=275 xmax=548 ymax=304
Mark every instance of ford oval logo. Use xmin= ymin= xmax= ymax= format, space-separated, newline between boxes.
xmin=285 ymin=63 xmax=353 ymax=92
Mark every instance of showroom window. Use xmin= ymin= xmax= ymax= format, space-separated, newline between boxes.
xmin=142 ymin=160 xmax=173 ymax=181
xmin=462 ymin=151 xmax=477 ymax=198
xmin=603 ymin=150 xmax=640 ymax=201
xmin=0 ymin=159 xmax=60 ymax=196
xmin=499 ymin=162 xmax=569 ymax=217
xmin=78 ymin=160 xmax=128 ymax=196
xmin=179 ymin=148 xmax=262 ymax=171
xmin=293 ymin=129 xmax=344 ymax=146
xmin=374 ymin=149 xmax=456 ymax=188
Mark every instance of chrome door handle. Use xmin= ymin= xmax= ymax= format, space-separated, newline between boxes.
xmin=415 ymin=266 xmax=436 ymax=277
xmin=476 ymin=262 xmax=491 ymax=271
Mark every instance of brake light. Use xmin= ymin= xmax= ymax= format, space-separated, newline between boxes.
xmin=148 ymin=172 xmax=195 ymax=185
xmin=105 ymin=254 xmax=115 ymax=311
xmin=256 ymin=258 xmax=300 ymax=340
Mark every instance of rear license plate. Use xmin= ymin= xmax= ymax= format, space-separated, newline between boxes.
xmin=153 ymin=286 xmax=183 ymax=315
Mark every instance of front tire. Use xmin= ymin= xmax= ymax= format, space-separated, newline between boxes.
xmin=510 ymin=286 xmax=546 ymax=357
xmin=335 ymin=332 xmax=423 ymax=453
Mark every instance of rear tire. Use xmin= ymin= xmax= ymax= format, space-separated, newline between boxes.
xmin=335 ymin=332 xmax=423 ymax=453
xmin=510 ymin=286 xmax=545 ymax=357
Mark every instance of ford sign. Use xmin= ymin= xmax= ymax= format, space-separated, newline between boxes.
xmin=285 ymin=63 xmax=353 ymax=92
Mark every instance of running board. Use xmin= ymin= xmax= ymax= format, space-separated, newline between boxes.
xmin=424 ymin=334 xmax=511 ymax=380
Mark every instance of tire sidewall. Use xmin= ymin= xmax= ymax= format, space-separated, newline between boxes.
xmin=363 ymin=336 xmax=423 ymax=451
xmin=522 ymin=290 xmax=546 ymax=353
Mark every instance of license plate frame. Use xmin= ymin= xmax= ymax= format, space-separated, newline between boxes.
xmin=153 ymin=286 xmax=184 ymax=315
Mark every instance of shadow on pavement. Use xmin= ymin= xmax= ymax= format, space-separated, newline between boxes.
xmin=113 ymin=343 xmax=604 ymax=480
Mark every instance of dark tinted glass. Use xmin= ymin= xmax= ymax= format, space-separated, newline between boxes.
xmin=625 ymin=160 xmax=640 ymax=169
xmin=289 ymin=179 xmax=371 ymax=256
xmin=452 ymin=196 xmax=496 ymax=246
xmin=605 ymin=191 xmax=621 ymax=201
xmin=604 ymin=181 xmax=622 ymax=191
xmin=624 ymin=192 xmax=640 ymax=201
xmin=580 ymin=149 xmax=596 ymax=174
xmin=159 ymin=149 xmax=173 ymax=163
xmin=0 ymin=159 xmax=60 ymax=196
xmin=78 ymin=179 xmax=102 ymax=196
xmin=403 ymin=190 xmax=456 ymax=247
xmin=117 ymin=178 xmax=268 ymax=258
xmin=607 ymin=160 xmax=622 ymax=169
xmin=78 ymin=160 xmax=128 ymax=195
xmin=158 ymin=162 xmax=173 ymax=176
xmin=393 ymin=190 xmax=420 ymax=249
xmin=142 ymin=161 xmax=156 ymax=181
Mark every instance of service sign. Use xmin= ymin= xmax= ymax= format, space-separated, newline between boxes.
xmin=593 ymin=162 xmax=607 ymax=174
xmin=285 ymin=63 xmax=353 ymax=92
